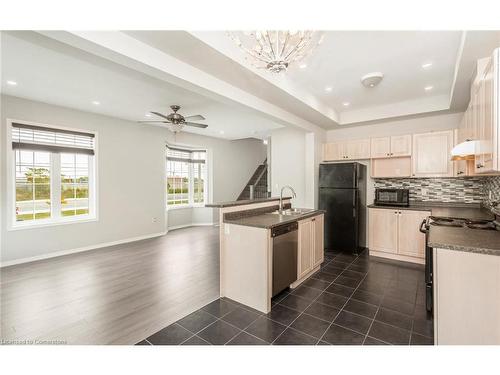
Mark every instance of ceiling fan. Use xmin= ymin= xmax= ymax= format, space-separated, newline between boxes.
xmin=139 ymin=105 xmax=208 ymax=133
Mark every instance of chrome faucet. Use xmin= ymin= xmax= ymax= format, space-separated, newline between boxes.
xmin=279 ymin=185 xmax=297 ymax=213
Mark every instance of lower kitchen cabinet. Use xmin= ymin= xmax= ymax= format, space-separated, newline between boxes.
xmin=397 ymin=210 xmax=429 ymax=258
xmin=296 ymin=214 xmax=324 ymax=283
xmin=368 ymin=208 xmax=398 ymax=254
xmin=434 ymin=248 xmax=500 ymax=344
xmin=368 ymin=208 xmax=429 ymax=263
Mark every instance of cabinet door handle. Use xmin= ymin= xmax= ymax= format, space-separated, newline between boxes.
xmin=457 ymin=171 xmax=464 ymax=175
xmin=476 ymin=163 xmax=484 ymax=168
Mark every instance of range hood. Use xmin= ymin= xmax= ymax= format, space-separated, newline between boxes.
xmin=450 ymin=140 xmax=479 ymax=161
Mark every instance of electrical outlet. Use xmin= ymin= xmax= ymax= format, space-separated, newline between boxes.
xmin=421 ymin=188 xmax=428 ymax=196
xmin=151 ymin=217 xmax=158 ymax=223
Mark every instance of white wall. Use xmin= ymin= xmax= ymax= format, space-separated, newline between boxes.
xmin=0 ymin=95 xmax=266 ymax=263
xmin=270 ymin=127 xmax=326 ymax=209
xmin=327 ymin=112 xmax=463 ymax=141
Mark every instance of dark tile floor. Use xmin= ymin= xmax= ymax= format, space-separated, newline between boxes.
xmin=136 ymin=249 xmax=434 ymax=345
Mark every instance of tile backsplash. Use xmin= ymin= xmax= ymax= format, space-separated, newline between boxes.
xmin=373 ymin=177 xmax=485 ymax=204
xmin=483 ymin=176 xmax=500 ymax=212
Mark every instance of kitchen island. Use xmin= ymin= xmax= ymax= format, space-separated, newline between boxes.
xmin=207 ymin=198 xmax=324 ymax=313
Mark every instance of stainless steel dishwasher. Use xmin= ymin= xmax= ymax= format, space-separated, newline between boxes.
xmin=271 ymin=221 xmax=298 ymax=297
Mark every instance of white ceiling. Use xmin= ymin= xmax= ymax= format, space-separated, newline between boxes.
xmin=2 ymin=30 xmax=499 ymax=135
xmin=288 ymin=31 xmax=462 ymax=111
xmin=0 ymin=31 xmax=282 ymax=140
xmin=187 ymin=30 xmax=471 ymax=125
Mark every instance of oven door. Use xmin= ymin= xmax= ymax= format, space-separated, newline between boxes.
xmin=420 ymin=218 xmax=433 ymax=312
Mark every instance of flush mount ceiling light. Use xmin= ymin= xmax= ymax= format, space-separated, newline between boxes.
xmin=424 ymin=85 xmax=434 ymax=91
xmin=6 ymin=80 xmax=18 ymax=86
xmin=361 ymin=72 xmax=384 ymax=88
xmin=342 ymin=102 xmax=350 ymax=107
xmin=228 ymin=31 xmax=324 ymax=73
xmin=325 ymin=86 xmax=333 ymax=92
xmin=92 ymin=100 xmax=100 ymax=105
xmin=422 ymin=62 xmax=433 ymax=69
xmin=299 ymin=63 xmax=308 ymax=69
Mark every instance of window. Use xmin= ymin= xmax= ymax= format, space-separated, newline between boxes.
xmin=166 ymin=147 xmax=207 ymax=207
xmin=11 ymin=122 xmax=96 ymax=226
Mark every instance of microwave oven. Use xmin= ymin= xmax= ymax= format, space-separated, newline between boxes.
xmin=374 ymin=188 xmax=410 ymax=207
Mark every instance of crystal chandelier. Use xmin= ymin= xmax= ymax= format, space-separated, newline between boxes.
xmin=228 ymin=31 xmax=324 ymax=73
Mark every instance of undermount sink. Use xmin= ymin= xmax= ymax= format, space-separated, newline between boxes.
xmin=269 ymin=208 xmax=304 ymax=216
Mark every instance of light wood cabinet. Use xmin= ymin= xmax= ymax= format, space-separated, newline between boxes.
xmin=298 ymin=219 xmax=313 ymax=279
xmin=370 ymin=135 xmax=412 ymax=159
xmin=391 ymin=135 xmax=412 ymax=157
xmin=312 ymin=214 xmax=324 ymax=269
xmin=370 ymin=157 xmax=412 ymax=178
xmin=297 ymin=214 xmax=324 ymax=280
xmin=368 ymin=208 xmax=398 ymax=254
xmin=323 ymin=142 xmax=344 ymax=161
xmin=475 ymin=57 xmax=496 ymax=173
xmin=412 ymin=130 xmax=454 ymax=177
xmin=434 ymin=248 xmax=500 ymax=344
xmin=369 ymin=208 xmax=429 ymax=263
xmin=370 ymin=137 xmax=391 ymax=158
xmin=397 ymin=210 xmax=428 ymax=258
xmin=456 ymin=49 xmax=500 ymax=175
xmin=323 ymin=139 xmax=370 ymax=161
xmin=345 ymin=139 xmax=371 ymax=160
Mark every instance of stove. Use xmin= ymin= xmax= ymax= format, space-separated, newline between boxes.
xmin=429 ymin=216 xmax=500 ymax=231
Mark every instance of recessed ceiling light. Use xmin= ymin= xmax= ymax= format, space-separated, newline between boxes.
xmin=219 ymin=130 xmax=225 ymax=135
xmin=299 ymin=63 xmax=307 ymax=69
xmin=342 ymin=102 xmax=350 ymax=107
xmin=6 ymin=80 xmax=17 ymax=86
xmin=422 ymin=62 xmax=433 ymax=69
xmin=145 ymin=113 xmax=152 ymax=117
xmin=325 ymin=86 xmax=333 ymax=92
xmin=263 ymin=139 xmax=269 ymax=145
xmin=92 ymin=100 xmax=100 ymax=105
xmin=424 ymin=85 xmax=434 ymax=91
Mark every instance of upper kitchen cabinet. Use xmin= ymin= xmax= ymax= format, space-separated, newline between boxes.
xmin=323 ymin=138 xmax=370 ymax=161
xmin=412 ymin=130 xmax=454 ymax=177
xmin=323 ymin=142 xmax=344 ymax=161
xmin=370 ymin=135 xmax=412 ymax=158
xmin=475 ymin=52 xmax=499 ymax=173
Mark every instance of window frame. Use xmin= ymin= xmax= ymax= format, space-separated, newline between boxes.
xmin=166 ymin=145 xmax=208 ymax=210
xmin=7 ymin=119 xmax=98 ymax=230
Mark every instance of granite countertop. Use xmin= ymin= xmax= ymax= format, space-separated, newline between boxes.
xmin=206 ymin=196 xmax=291 ymax=208
xmin=428 ymin=225 xmax=500 ymax=256
xmin=224 ymin=208 xmax=325 ymax=229
xmin=368 ymin=202 xmax=494 ymax=221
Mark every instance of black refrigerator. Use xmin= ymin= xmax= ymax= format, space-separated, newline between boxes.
xmin=319 ymin=162 xmax=366 ymax=254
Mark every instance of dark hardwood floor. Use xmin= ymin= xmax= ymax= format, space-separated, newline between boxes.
xmin=0 ymin=226 xmax=220 ymax=344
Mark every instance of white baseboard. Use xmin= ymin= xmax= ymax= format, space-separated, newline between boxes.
xmin=167 ymin=222 xmax=215 ymax=231
xmin=0 ymin=231 xmax=167 ymax=268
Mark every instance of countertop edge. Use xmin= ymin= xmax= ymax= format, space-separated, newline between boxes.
xmin=430 ymin=242 xmax=500 ymax=257
xmin=224 ymin=209 xmax=325 ymax=229
xmin=206 ymin=196 xmax=292 ymax=208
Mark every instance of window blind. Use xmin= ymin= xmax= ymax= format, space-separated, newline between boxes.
xmin=12 ymin=123 xmax=95 ymax=155
xmin=166 ymin=146 xmax=206 ymax=163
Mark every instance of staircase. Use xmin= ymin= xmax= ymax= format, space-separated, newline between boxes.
xmin=237 ymin=159 xmax=269 ymax=200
